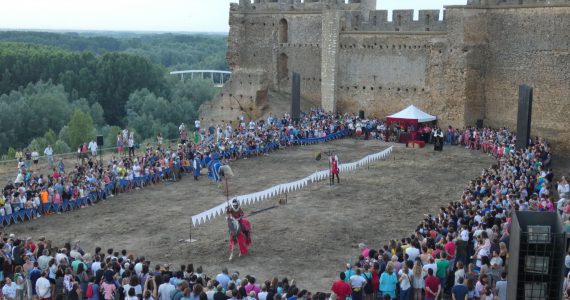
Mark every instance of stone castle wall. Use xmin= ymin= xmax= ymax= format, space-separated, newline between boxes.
xmin=201 ymin=0 xmax=570 ymax=150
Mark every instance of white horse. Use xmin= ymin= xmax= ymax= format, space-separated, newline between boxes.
xmin=227 ymin=216 xmax=241 ymax=261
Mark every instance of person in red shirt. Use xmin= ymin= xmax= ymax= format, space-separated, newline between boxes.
xmin=444 ymin=235 xmax=456 ymax=260
xmin=331 ymin=272 xmax=352 ymax=300
xmin=424 ymin=268 xmax=441 ymax=300
xmin=330 ymin=155 xmax=340 ymax=185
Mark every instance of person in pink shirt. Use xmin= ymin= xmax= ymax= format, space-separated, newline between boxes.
xmin=244 ymin=276 xmax=260 ymax=296
xmin=359 ymin=243 xmax=370 ymax=259
xmin=53 ymin=190 xmax=62 ymax=205
xmin=101 ymin=280 xmax=116 ymax=300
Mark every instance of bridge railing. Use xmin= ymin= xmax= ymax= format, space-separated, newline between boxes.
xmin=169 ymin=70 xmax=231 ymax=87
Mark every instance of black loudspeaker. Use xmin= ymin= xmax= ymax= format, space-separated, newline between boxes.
xmin=516 ymin=84 xmax=533 ymax=150
xmin=359 ymin=110 xmax=365 ymax=119
xmin=476 ymin=119 xmax=483 ymax=129
xmin=96 ymin=135 xmax=104 ymax=147
xmin=291 ymin=72 xmax=301 ymax=122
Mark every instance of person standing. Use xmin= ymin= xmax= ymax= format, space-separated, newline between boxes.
xmin=494 ymin=272 xmax=507 ymax=300
xmin=330 ymin=155 xmax=340 ymax=185
xmin=35 ymin=271 xmax=52 ymax=300
xmin=43 ymin=145 xmax=54 ymax=169
xmin=331 ymin=273 xmax=351 ymax=300
xmin=3 ymin=277 xmax=17 ymax=300
xmin=216 ymin=268 xmax=231 ymax=290
xmin=398 ymin=262 xmax=412 ymax=300
xmin=128 ymin=133 xmax=135 ymax=158
xmin=195 ymin=119 xmax=201 ymax=131
xmin=424 ymin=269 xmax=440 ymax=300
xmin=435 ymin=252 xmax=450 ymax=294
xmin=349 ymin=269 xmax=366 ymax=300
xmin=89 ymin=139 xmax=98 ymax=157
xmin=451 ymin=277 xmax=468 ymax=300
xmin=379 ymin=262 xmax=397 ymax=299
xmin=193 ymin=155 xmax=201 ymax=181
xmin=31 ymin=149 xmax=39 ymax=168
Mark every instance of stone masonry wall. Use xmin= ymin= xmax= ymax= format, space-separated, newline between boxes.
xmin=483 ymin=6 xmax=570 ymax=150
xmin=202 ymin=1 xmax=570 ymax=150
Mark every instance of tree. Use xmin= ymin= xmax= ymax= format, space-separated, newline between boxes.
xmin=90 ymin=102 xmax=105 ymax=127
xmin=67 ymin=110 xmax=96 ymax=149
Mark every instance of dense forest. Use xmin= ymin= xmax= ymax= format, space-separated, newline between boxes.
xmin=0 ymin=31 xmax=228 ymax=70
xmin=0 ymin=31 xmax=228 ymax=158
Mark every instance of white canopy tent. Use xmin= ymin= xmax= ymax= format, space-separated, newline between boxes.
xmin=386 ymin=105 xmax=437 ymax=124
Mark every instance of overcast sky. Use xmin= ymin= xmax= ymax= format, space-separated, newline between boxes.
xmin=0 ymin=0 xmax=467 ymax=33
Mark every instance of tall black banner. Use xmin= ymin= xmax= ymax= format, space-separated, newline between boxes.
xmin=291 ymin=72 xmax=301 ymax=123
xmin=516 ymin=84 xmax=533 ymax=149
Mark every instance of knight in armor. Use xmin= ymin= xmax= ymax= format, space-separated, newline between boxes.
xmin=226 ymin=199 xmax=252 ymax=260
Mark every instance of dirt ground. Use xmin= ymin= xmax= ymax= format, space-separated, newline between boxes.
xmin=8 ymin=139 xmax=496 ymax=291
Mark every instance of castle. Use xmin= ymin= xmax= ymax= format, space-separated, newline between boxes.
xmin=200 ymin=0 xmax=570 ymax=150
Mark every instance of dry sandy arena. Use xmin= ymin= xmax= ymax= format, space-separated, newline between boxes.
xmin=8 ymin=139 xmax=496 ymax=291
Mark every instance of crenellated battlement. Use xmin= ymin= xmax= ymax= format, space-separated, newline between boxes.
xmin=466 ymin=0 xmax=570 ymax=6
xmin=343 ymin=9 xmax=446 ymax=32
xmin=235 ymin=0 xmax=376 ymax=12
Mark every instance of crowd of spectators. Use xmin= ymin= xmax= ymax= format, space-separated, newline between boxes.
xmin=1 ymin=116 xmax=565 ymax=300
xmin=1 ymin=109 xmax=372 ymax=223
xmin=339 ymin=127 xmax=560 ymax=300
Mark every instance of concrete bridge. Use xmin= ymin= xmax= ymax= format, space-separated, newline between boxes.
xmin=169 ymin=70 xmax=231 ymax=87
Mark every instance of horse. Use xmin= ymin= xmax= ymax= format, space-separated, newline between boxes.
xmin=208 ymin=160 xmax=223 ymax=182
xmin=227 ymin=209 xmax=252 ymax=261
xmin=209 ymin=161 xmax=234 ymax=183
xmin=227 ymin=215 xmax=246 ymax=261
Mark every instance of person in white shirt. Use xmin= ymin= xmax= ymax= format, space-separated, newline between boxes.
xmin=405 ymin=243 xmax=420 ymax=262
xmin=349 ymin=269 xmax=366 ymax=292
xmin=558 ymin=177 xmax=570 ymax=198
xmin=494 ymin=272 xmax=507 ymax=300
xmin=157 ymin=275 xmax=175 ymax=300
xmin=91 ymin=256 xmax=102 ymax=274
xmin=3 ymin=277 xmax=17 ymax=300
xmin=454 ymin=261 xmax=466 ymax=286
xmin=43 ymin=145 xmax=54 ymax=168
xmin=89 ymin=140 xmax=98 ymax=156
xmin=128 ymin=135 xmax=135 ymax=157
xmin=31 ymin=150 xmax=39 ymax=167
xmin=422 ymin=257 xmax=437 ymax=275
xmin=257 ymin=286 xmax=268 ymax=300
xmin=195 ymin=119 xmax=201 ymax=130
xmin=35 ymin=272 xmax=52 ymax=300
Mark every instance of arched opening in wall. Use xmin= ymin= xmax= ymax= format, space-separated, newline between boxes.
xmin=425 ymin=14 xmax=430 ymax=26
xmin=278 ymin=53 xmax=289 ymax=82
xmin=279 ymin=19 xmax=288 ymax=44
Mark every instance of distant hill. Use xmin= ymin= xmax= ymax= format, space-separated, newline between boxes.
xmin=0 ymin=31 xmax=228 ymax=70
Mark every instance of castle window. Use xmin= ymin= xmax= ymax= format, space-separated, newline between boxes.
xmin=279 ymin=19 xmax=288 ymax=44
xmin=425 ymin=14 xmax=430 ymax=26
xmin=373 ymin=16 xmax=377 ymax=26
xmin=397 ymin=15 xmax=402 ymax=26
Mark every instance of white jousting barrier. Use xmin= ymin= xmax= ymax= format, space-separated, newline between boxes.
xmin=191 ymin=146 xmax=393 ymax=226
